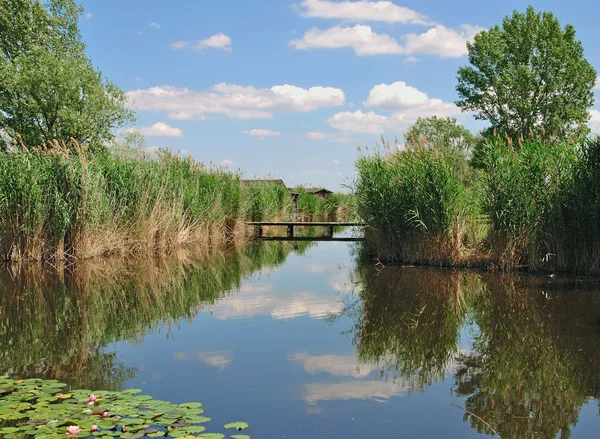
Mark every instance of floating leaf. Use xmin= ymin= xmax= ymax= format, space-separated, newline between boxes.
xmin=224 ymin=422 xmax=249 ymax=431
xmin=178 ymin=402 xmax=203 ymax=409
xmin=231 ymin=435 xmax=251 ymax=439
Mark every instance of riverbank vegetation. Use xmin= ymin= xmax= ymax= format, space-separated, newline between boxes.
xmin=0 ymin=142 xmax=305 ymax=261
xmin=355 ymin=6 xmax=600 ymax=275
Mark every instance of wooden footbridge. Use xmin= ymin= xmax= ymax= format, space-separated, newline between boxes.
xmin=246 ymin=221 xmax=364 ymax=240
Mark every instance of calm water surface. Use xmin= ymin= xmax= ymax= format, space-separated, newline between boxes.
xmin=2 ymin=235 xmax=600 ymax=438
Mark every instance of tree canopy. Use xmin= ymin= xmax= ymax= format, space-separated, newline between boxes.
xmin=456 ymin=6 xmax=596 ymax=142
xmin=0 ymin=0 xmax=133 ymax=152
xmin=406 ymin=116 xmax=478 ymax=183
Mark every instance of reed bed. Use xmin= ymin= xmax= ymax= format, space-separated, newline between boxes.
xmin=0 ymin=140 xmax=293 ymax=261
xmin=355 ymin=136 xmax=600 ymax=274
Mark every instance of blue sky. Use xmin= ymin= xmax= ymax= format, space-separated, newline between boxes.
xmin=79 ymin=0 xmax=600 ymax=190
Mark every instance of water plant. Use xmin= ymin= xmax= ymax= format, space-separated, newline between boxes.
xmin=0 ymin=141 xmax=296 ymax=261
xmin=354 ymin=141 xmax=469 ymax=265
xmin=0 ymin=377 xmax=249 ymax=439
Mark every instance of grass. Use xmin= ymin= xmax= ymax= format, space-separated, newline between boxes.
xmin=355 ymin=141 xmax=471 ymax=265
xmin=0 ymin=140 xmax=295 ymax=261
xmin=355 ymin=136 xmax=600 ymax=274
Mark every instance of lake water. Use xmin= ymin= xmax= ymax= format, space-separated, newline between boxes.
xmin=1 ymin=233 xmax=600 ymax=438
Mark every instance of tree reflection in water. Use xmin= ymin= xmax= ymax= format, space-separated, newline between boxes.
xmin=349 ymin=266 xmax=600 ymax=439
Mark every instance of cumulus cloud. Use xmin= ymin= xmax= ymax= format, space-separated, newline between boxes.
xmin=301 ymin=381 xmax=405 ymax=404
xmin=328 ymin=110 xmax=388 ymax=133
xmin=150 ymin=22 xmax=160 ymax=29
xmin=404 ymin=24 xmax=484 ymax=58
xmin=85 ymin=12 xmax=93 ymax=19
xmin=127 ymin=83 xmax=345 ymax=120
xmin=332 ymin=159 xmax=340 ymax=165
xmin=207 ymin=284 xmax=344 ymax=320
xmin=196 ymin=351 xmax=233 ymax=371
xmin=290 ymin=24 xmax=482 ymax=58
xmin=172 ymin=33 xmax=232 ymax=52
xmin=595 ymin=77 xmax=600 ymax=90
xmin=290 ymin=25 xmax=403 ymax=56
xmin=221 ymin=159 xmax=233 ymax=166
xmin=328 ymin=81 xmax=460 ymax=133
xmin=136 ymin=122 xmax=182 ymax=137
xmin=242 ymin=129 xmax=281 ymax=140
xmin=290 ymin=352 xmax=379 ymax=377
xmin=298 ymin=0 xmax=431 ymax=25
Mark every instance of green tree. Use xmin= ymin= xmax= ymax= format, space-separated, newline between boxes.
xmin=406 ymin=116 xmax=478 ymax=183
xmin=456 ymin=6 xmax=596 ymax=142
xmin=0 ymin=0 xmax=133 ymax=152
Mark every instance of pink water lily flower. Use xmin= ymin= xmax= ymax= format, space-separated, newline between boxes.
xmin=102 ymin=411 xmax=109 ymax=418
xmin=66 ymin=426 xmax=81 ymax=435
xmin=89 ymin=394 xmax=97 ymax=402
xmin=91 ymin=425 xmax=98 ymax=432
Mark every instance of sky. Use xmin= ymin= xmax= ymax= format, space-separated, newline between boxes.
xmin=78 ymin=0 xmax=600 ymax=190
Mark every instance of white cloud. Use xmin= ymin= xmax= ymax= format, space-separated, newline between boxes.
xmin=136 ymin=30 xmax=143 ymax=36
xmin=328 ymin=81 xmax=460 ymax=133
xmin=290 ymin=24 xmax=482 ymax=58
xmin=290 ymin=352 xmax=379 ymax=377
xmin=404 ymin=24 xmax=484 ymax=58
xmin=301 ymin=381 xmax=405 ymax=404
xmin=332 ymin=159 xmax=340 ymax=165
xmin=150 ymin=22 xmax=160 ymax=29
xmin=298 ymin=0 xmax=431 ymax=25
xmin=134 ymin=76 xmax=142 ymax=81
xmin=290 ymin=25 xmax=403 ymax=56
xmin=208 ymin=284 xmax=343 ymax=320
xmin=595 ymin=76 xmax=600 ymax=90
xmin=328 ymin=110 xmax=388 ymax=133
xmin=137 ymin=122 xmax=182 ymax=137
xmin=307 ymin=131 xmax=326 ymax=140
xmin=221 ymin=159 xmax=233 ymax=166
xmin=127 ymin=84 xmax=345 ymax=120
xmin=196 ymin=351 xmax=232 ymax=371
xmin=172 ymin=33 xmax=232 ymax=52
xmin=85 ymin=12 xmax=93 ymax=19
xmin=242 ymin=129 xmax=281 ymax=140
xmin=171 ymin=41 xmax=188 ymax=50
xmin=365 ymin=81 xmax=456 ymax=113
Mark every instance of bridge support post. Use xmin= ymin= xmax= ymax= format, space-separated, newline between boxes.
xmin=256 ymin=225 xmax=263 ymax=238
xmin=287 ymin=225 xmax=294 ymax=238
xmin=327 ymin=225 xmax=334 ymax=237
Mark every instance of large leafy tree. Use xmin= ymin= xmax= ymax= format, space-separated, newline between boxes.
xmin=0 ymin=0 xmax=133 ymax=152
xmin=406 ymin=116 xmax=478 ymax=183
xmin=456 ymin=6 xmax=596 ymax=142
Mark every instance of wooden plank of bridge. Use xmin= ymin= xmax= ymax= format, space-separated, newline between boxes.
xmin=245 ymin=222 xmax=363 ymax=226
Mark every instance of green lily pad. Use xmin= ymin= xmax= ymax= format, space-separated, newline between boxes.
xmin=178 ymin=402 xmax=203 ymax=409
xmin=231 ymin=435 xmax=251 ymax=439
xmin=224 ymin=422 xmax=249 ymax=431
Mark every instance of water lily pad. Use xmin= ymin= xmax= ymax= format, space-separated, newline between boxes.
xmin=122 ymin=389 xmax=142 ymax=395
xmin=224 ymin=422 xmax=248 ymax=431
xmin=231 ymin=435 xmax=251 ymax=439
xmin=178 ymin=402 xmax=203 ymax=409
xmin=198 ymin=434 xmax=225 ymax=439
